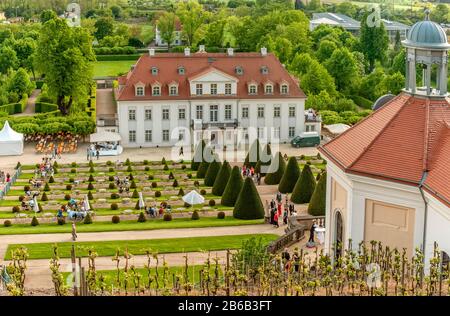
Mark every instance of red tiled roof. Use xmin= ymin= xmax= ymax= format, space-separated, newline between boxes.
xmin=116 ymin=52 xmax=305 ymax=101
xmin=319 ymin=93 xmax=450 ymax=206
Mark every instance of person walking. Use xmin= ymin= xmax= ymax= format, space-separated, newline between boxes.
xmin=96 ymin=149 xmax=100 ymax=160
xmin=179 ymin=146 xmax=184 ymax=156
xmin=273 ymin=212 xmax=279 ymax=228
xmin=308 ymin=220 xmax=318 ymax=245
xmin=71 ymin=222 xmax=77 ymax=241
xmin=86 ymin=147 xmax=90 ymax=161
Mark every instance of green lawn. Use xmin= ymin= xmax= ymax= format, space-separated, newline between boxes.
xmin=93 ymin=60 xmax=137 ymax=77
xmin=0 ymin=216 xmax=264 ymax=235
xmin=6 ymin=234 xmax=277 ymax=260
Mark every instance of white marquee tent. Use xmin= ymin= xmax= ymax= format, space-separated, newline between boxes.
xmin=0 ymin=121 xmax=24 ymax=156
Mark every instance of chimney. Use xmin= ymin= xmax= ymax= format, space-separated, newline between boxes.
xmin=261 ymin=47 xmax=267 ymax=56
xmin=227 ymin=47 xmax=234 ymax=56
xmin=148 ymin=48 xmax=155 ymax=56
xmin=184 ymin=47 xmax=191 ymax=56
xmin=199 ymin=45 xmax=206 ymax=53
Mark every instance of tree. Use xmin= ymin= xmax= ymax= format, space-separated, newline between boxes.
xmin=301 ymin=60 xmax=337 ymax=96
xmin=233 ymin=177 xmax=265 ymax=220
xmin=291 ymin=164 xmax=316 ymax=204
xmin=40 ymin=9 xmax=57 ymax=23
xmin=0 ymin=46 xmax=18 ymax=74
xmin=204 ymin=160 xmax=222 ymax=186
xmin=430 ymin=4 xmax=450 ymax=24
xmin=35 ymin=18 xmax=95 ymax=115
xmin=325 ymin=48 xmax=359 ymax=93
xmin=212 ymin=160 xmax=231 ymax=196
xmin=264 ymin=152 xmax=286 ymax=185
xmin=244 ymin=139 xmax=261 ymax=168
xmin=360 ymin=9 xmax=389 ymax=71
xmin=157 ymin=12 xmax=177 ymax=52
xmin=221 ymin=166 xmax=243 ymax=207
xmin=316 ymin=39 xmax=337 ymax=62
xmin=110 ymin=5 xmax=123 ymax=19
xmin=13 ymin=38 xmax=37 ymax=79
xmin=9 ymin=68 xmax=33 ymax=97
xmin=176 ymin=0 xmax=206 ymax=46
xmin=278 ymin=156 xmax=300 ymax=193
xmin=307 ymin=171 xmax=327 ymax=216
xmin=196 ymin=161 xmax=210 ymax=179
xmin=393 ymin=30 xmax=401 ymax=53
xmin=94 ymin=17 xmax=114 ymax=40
xmin=192 ymin=139 xmax=207 ymax=171
xmin=305 ymin=90 xmax=334 ymax=112
xmin=380 ymin=72 xmax=405 ymax=96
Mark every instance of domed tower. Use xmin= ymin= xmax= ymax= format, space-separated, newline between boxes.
xmin=402 ymin=10 xmax=450 ymax=96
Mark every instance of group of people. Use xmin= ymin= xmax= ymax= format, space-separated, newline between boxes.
xmin=242 ymin=165 xmax=262 ymax=185
xmin=145 ymin=202 xmax=172 ymax=218
xmin=57 ymin=198 xmax=90 ymax=221
xmin=114 ymin=176 xmax=131 ymax=194
xmin=0 ymin=171 xmax=10 ymax=184
xmin=20 ymin=192 xmax=39 ymax=211
xmin=266 ymin=192 xmax=297 ymax=228
xmin=34 ymin=156 xmax=56 ymax=179
xmin=86 ymin=144 xmax=100 ymax=161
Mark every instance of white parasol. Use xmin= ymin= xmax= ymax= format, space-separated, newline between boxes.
xmin=138 ymin=192 xmax=145 ymax=210
xmin=33 ymin=196 xmax=39 ymax=213
xmin=182 ymin=190 xmax=205 ymax=206
xmin=83 ymin=194 xmax=91 ymax=211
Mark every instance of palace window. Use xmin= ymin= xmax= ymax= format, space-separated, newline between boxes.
xmin=289 ymin=106 xmax=296 ymax=117
xmin=289 ymin=127 xmax=295 ymax=138
xmin=145 ymin=108 xmax=152 ymax=120
xmin=128 ymin=109 xmax=136 ymax=121
xmin=210 ymin=84 xmax=217 ymax=95
xmin=257 ymin=106 xmax=264 ymax=118
xmin=281 ymin=84 xmax=289 ymax=94
xmin=225 ymin=83 xmax=232 ymax=95
xmin=152 ymin=86 xmax=161 ymax=96
xmin=242 ymin=107 xmax=249 ymax=119
xmin=162 ymin=130 xmax=169 ymax=142
xmin=169 ymin=85 xmax=178 ymax=96
xmin=129 ymin=130 xmax=136 ymax=142
xmin=210 ymin=105 xmax=218 ymax=122
xmin=274 ymin=106 xmax=280 ymax=118
xmin=162 ymin=109 xmax=170 ymax=120
xmin=179 ymin=108 xmax=186 ymax=120
xmin=136 ymin=86 xmax=144 ymax=96
xmin=225 ymin=105 xmax=232 ymax=120
xmin=249 ymin=85 xmax=257 ymax=95
xmin=265 ymin=84 xmax=273 ymax=95
xmin=196 ymin=84 xmax=203 ymax=95
xmin=196 ymin=105 xmax=203 ymax=120
xmin=145 ymin=130 xmax=152 ymax=142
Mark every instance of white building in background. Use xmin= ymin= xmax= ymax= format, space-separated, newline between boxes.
xmin=154 ymin=20 xmax=183 ymax=47
xmin=116 ymin=47 xmax=320 ymax=149
xmin=318 ymin=16 xmax=450 ymax=268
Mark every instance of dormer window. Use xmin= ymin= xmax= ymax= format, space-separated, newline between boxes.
xmin=178 ymin=66 xmax=185 ymax=75
xmin=235 ymin=66 xmax=243 ymax=75
xmin=196 ymin=84 xmax=203 ymax=95
xmin=261 ymin=66 xmax=269 ymax=74
xmin=265 ymin=84 xmax=273 ymax=95
xmin=210 ymin=83 xmax=217 ymax=95
xmin=169 ymin=85 xmax=178 ymax=96
xmin=249 ymin=84 xmax=257 ymax=95
xmin=281 ymin=84 xmax=289 ymax=95
xmin=152 ymin=85 xmax=161 ymax=96
xmin=151 ymin=67 xmax=158 ymax=75
xmin=136 ymin=86 xmax=144 ymax=96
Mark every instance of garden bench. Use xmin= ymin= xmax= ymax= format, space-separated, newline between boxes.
xmin=97 ymin=198 xmax=107 ymax=204
xmin=15 ymin=213 xmax=28 ymax=218
xmin=122 ymin=209 xmax=133 ymax=215
xmin=98 ymin=189 xmax=107 ymax=193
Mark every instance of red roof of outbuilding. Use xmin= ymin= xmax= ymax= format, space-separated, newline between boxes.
xmin=116 ymin=52 xmax=305 ymax=101
xmin=319 ymin=93 xmax=450 ymax=206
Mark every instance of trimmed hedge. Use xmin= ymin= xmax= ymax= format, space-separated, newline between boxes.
xmin=233 ymin=177 xmax=265 ymax=220
xmin=264 ymin=152 xmax=286 ymax=185
xmin=35 ymin=102 xmax=58 ymax=113
xmin=212 ymin=160 xmax=231 ymax=196
xmin=307 ymin=172 xmax=327 ymax=216
xmin=204 ymin=160 xmax=222 ymax=186
xmin=95 ymin=54 xmax=142 ymax=61
xmin=221 ymin=166 xmax=243 ymax=207
xmin=291 ymin=164 xmax=316 ymax=204
xmin=278 ymin=157 xmax=301 ymax=194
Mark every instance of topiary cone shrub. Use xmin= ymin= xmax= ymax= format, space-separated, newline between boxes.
xmin=168 ymin=172 xmax=174 ymax=180
xmin=264 ymin=152 xmax=286 ymax=185
xmin=125 ymin=158 xmax=131 ymax=166
xmin=31 ymin=216 xmax=39 ymax=226
xmin=109 ymin=183 xmax=116 ymax=189
xmin=84 ymin=213 xmax=93 ymax=224
xmin=221 ymin=166 xmax=243 ymax=207
xmin=131 ymin=189 xmax=139 ymax=198
xmin=233 ymin=177 xmax=265 ymax=220
xmin=196 ymin=161 xmax=210 ymax=179
xmin=49 ymin=176 xmax=55 ymax=183
xmin=137 ymin=212 xmax=147 ymax=222
xmin=204 ymin=160 xmax=222 ymax=187
xmin=88 ymin=174 xmax=95 ymax=182
xmin=108 ymin=175 xmax=114 ymax=181
xmin=212 ymin=160 xmax=231 ymax=196
xmin=128 ymin=173 xmax=134 ymax=181
xmin=291 ymin=164 xmax=316 ymax=204
xmin=15 ymin=162 xmax=21 ymax=169
xmin=161 ymin=157 xmax=166 ymax=165
xmin=191 ymin=140 xmax=207 ymax=171
xmin=173 ymin=179 xmax=178 ymax=187
xmin=244 ymin=139 xmax=261 ymax=168
xmin=109 ymin=167 xmax=114 ymax=173
xmin=163 ymin=164 xmax=169 ymax=171
xmin=89 ymin=160 xmax=94 ymax=167
xmin=130 ymin=180 xmax=137 ymax=189
xmin=71 ymin=162 xmax=77 ymax=167
xmin=88 ymin=191 xmax=94 ymax=200
xmin=87 ymin=182 xmax=94 ymax=190
xmin=41 ymin=192 xmax=48 ymax=201
xmin=53 ymin=167 xmax=58 ymax=174
xmin=127 ymin=165 xmax=133 ymax=172
xmin=178 ymin=188 xmax=185 ymax=196
xmin=106 ymin=160 xmax=112 ymax=166
xmin=278 ymin=156 xmax=300 ymax=193
xmin=44 ymin=182 xmax=50 ymax=192
xmin=89 ymin=166 xmax=95 ymax=173
xmin=260 ymin=143 xmax=272 ymax=174
xmin=112 ymin=215 xmax=120 ymax=224
xmin=191 ymin=210 xmax=200 ymax=220
xmin=135 ymin=200 xmax=141 ymax=210
xmin=307 ymin=172 xmax=327 ymax=216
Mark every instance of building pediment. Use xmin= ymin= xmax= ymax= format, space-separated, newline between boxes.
xmin=189 ymin=67 xmax=238 ymax=83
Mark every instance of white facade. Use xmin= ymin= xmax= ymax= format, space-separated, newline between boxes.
xmin=324 ymin=159 xmax=450 ymax=269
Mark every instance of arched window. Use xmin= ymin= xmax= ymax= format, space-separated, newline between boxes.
xmin=334 ymin=210 xmax=344 ymax=260
xmin=152 ymin=85 xmax=161 ymax=96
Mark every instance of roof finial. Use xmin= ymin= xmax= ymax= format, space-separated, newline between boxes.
xmin=424 ymin=8 xmax=430 ymax=21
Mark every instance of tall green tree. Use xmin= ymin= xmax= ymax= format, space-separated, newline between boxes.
xmin=157 ymin=12 xmax=177 ymax=52
xmin=221 ymin=166 xmax=243 ymax=207
xmin=264 ymin=152 xmax=286 ymax=185
xmin=325 ymin=48 xmax=359 ymax=93
xmin=35 ymin=18 xmax=95 ymax=115
xmin=176 ymin=0 xmax=206 ymax=46
xmin=291 ymin=164 xmax=316 ymax=204
xmin=0 ymin=46 xmax=18 ymax=74
xmin=233 ymin=177 xmax=265 ymax=220
xmin=307 ymin=171 xmax=327 ymax=216
xmin=278 ymin=156 xmax=300 ymax=193
xmin=212 ymin=161 xmax=232 ymax=196
xmin=360 ymin=10 xmax=389 ymax=71
xmin=94 ymin=17 xmax=114 ymax=40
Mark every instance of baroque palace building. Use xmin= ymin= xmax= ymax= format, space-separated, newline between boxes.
xmin=115 ymin=47 xmax=320 ymax=149
xmin=319 ymin=14 xmax=450 ymax=267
